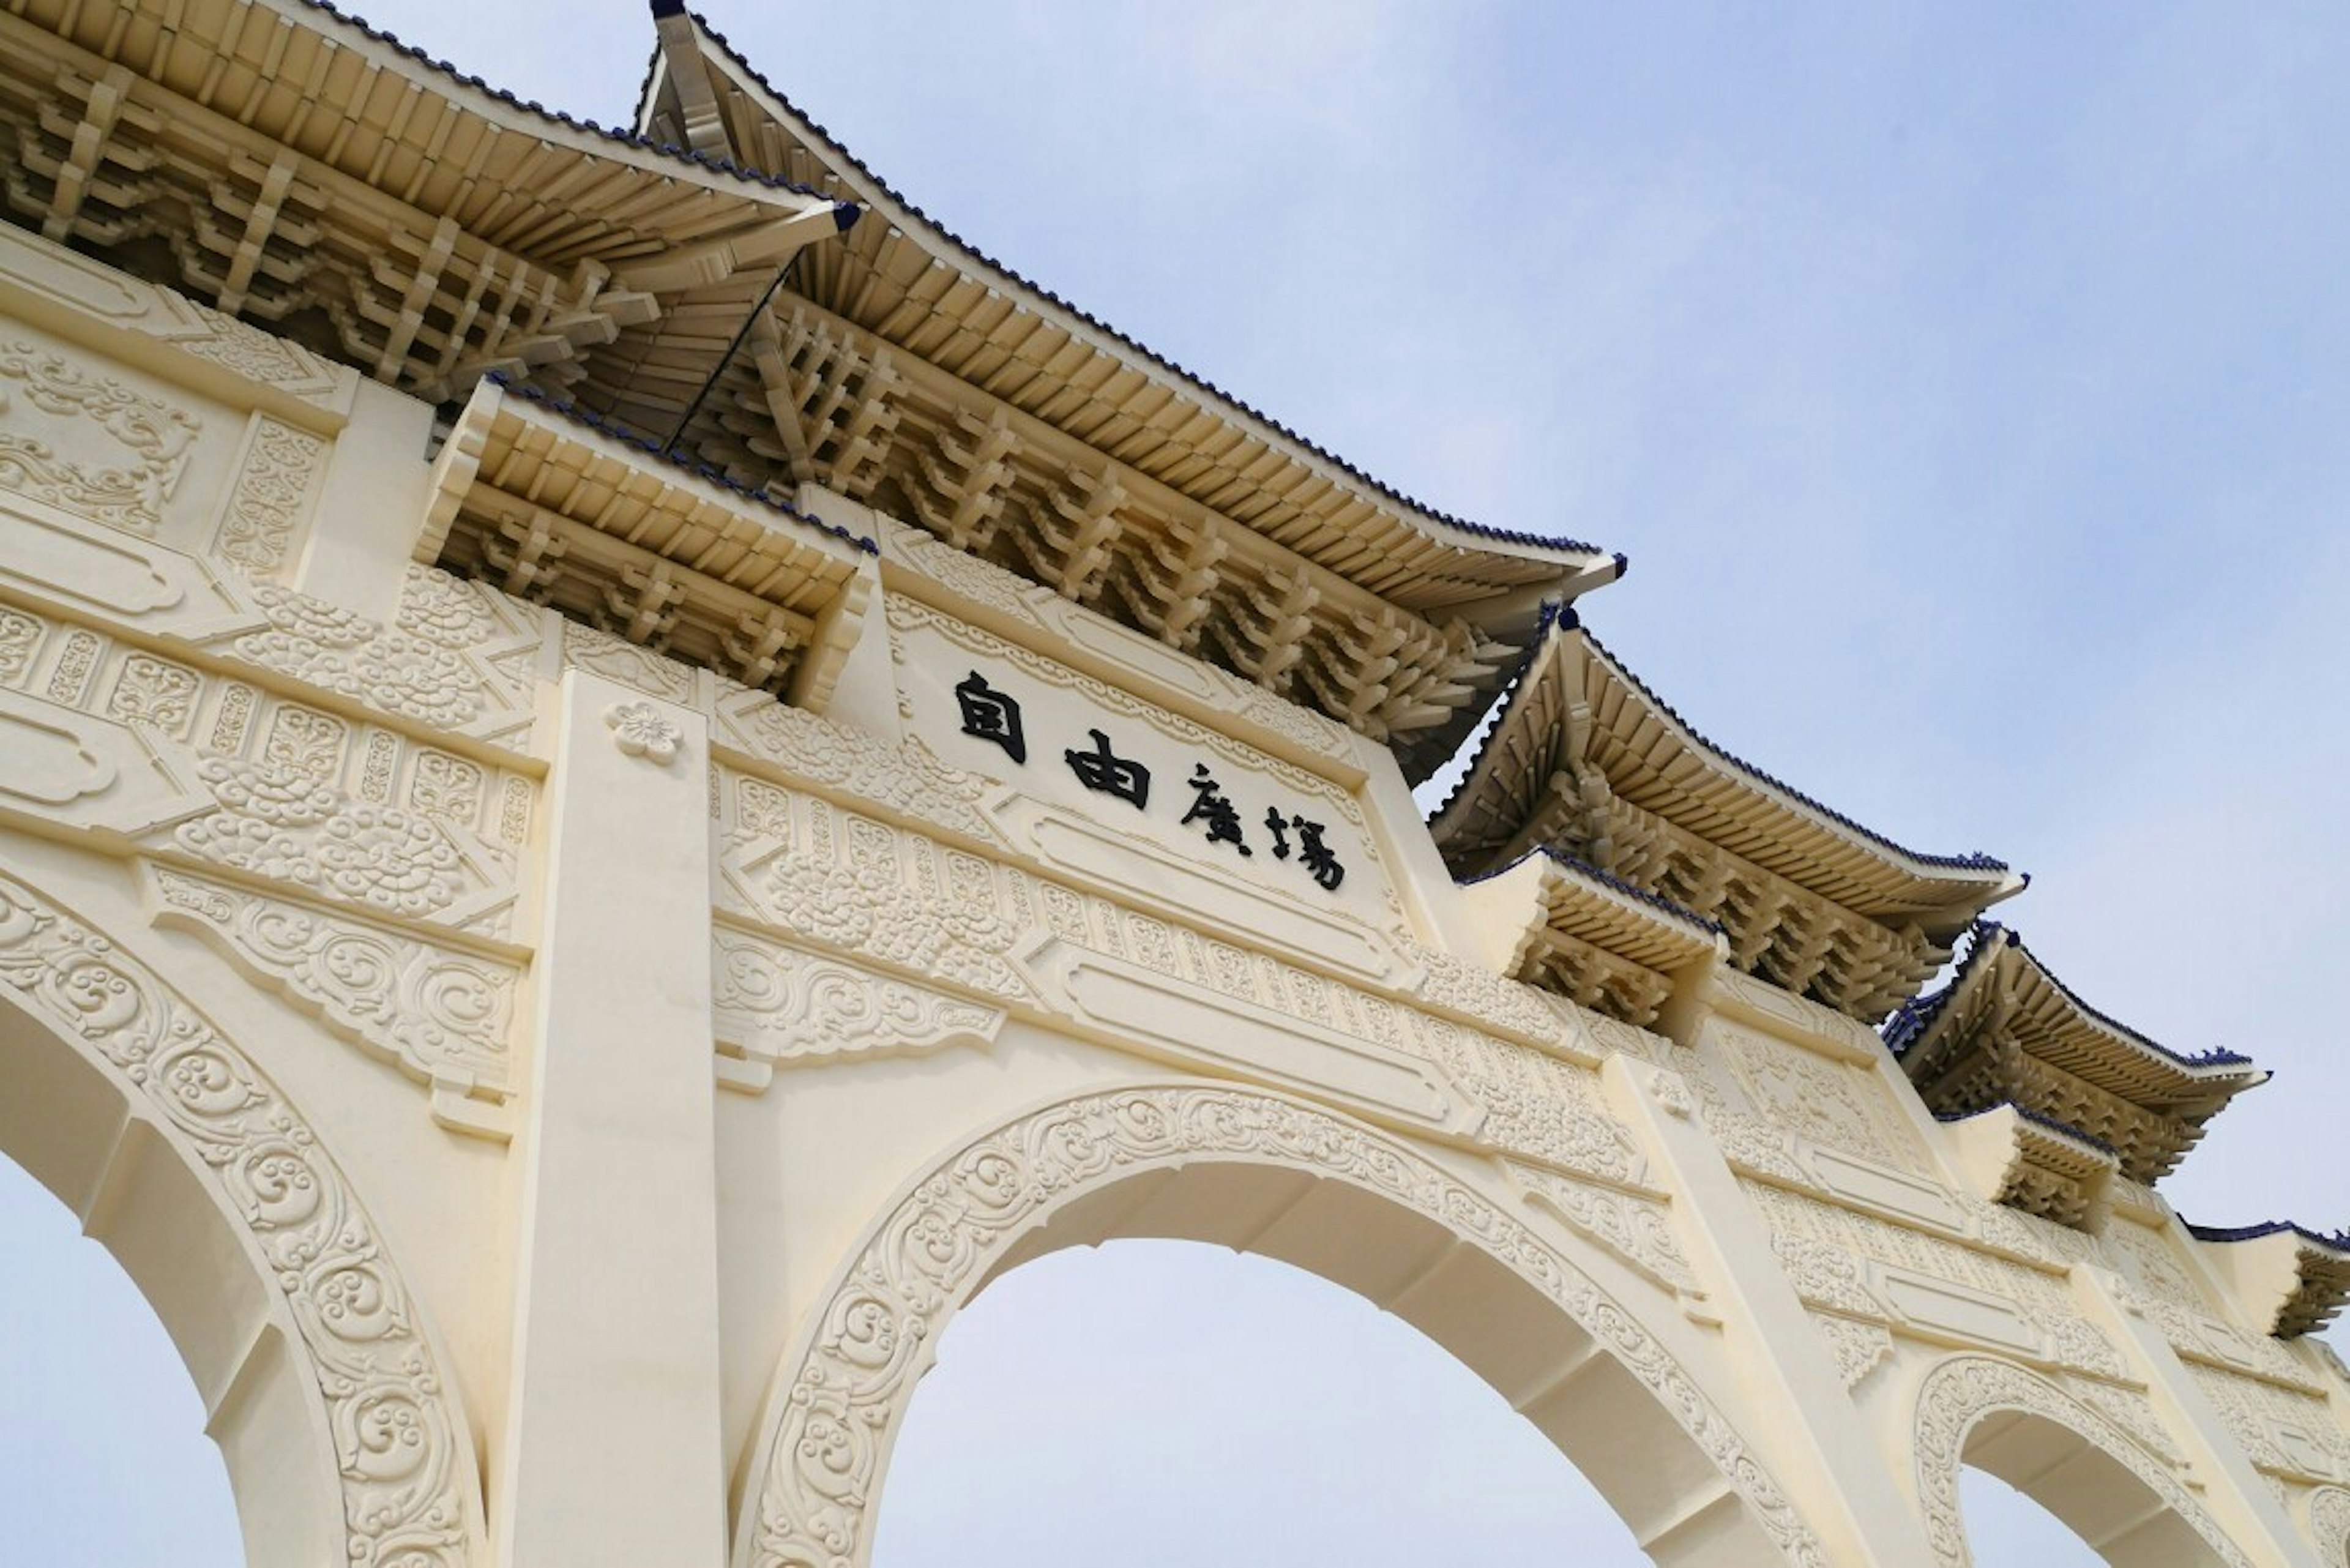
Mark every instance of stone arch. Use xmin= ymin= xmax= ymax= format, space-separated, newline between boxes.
xmin=1913 ymin=1354 xmax=2247 ymax=1567
xmin=2307 ymin=1485 xmax=2350 ymax=1565
xmin=736 ymin=1083 xmax=1827 ymax=1568
xmin=0 ymin=868 xmax=485 ymax=1567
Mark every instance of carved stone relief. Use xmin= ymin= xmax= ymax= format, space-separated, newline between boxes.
xmin=1719 ymin=1019 xmax=1922 ymax=1173
xmin=711 ymin=923 xmax=1004 ymax=1090
xmin=0 ymin=597 xmax=535 ymax=939
xmin=149 ymin=864 xmax=518 ymax=1140
xmin=211 ymin=414 xmax=327 ymax=575
xmin=714 ymin=767 xmax=1660 ymax=1179
xmin=0 ymin=337 xmax=198 ymax=535
xmin=1745 ymin=1181 xmax=2132 ymax=1383
xmin=1509 ymin=1159 xmax=1704 ymax=1302
xmin=743 ymin=1085 xmax=1825 ymax=1568
xmin=0 ymin=225 xmax=350 ymax=408
xmin=1912 ymin=1356 xmax=2248 ymax=1568
xmin=2186 ymin=1362 xmax=2350 ymax=1485
xmin=2305 ymin=1484 xmax=2350 ymax=1565
xmin=1813 ymin=1312 xmax=1896 ymax=1391
xmin=0 ymin=870 xmax=482 ymax=1566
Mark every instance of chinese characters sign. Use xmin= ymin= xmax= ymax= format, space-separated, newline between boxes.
xmin=951 ymin=666 xmax=1346 ymax=895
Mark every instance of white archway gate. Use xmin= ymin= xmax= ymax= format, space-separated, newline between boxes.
xmin=0 ymin=7 xmax=2346 ymax=1561
xmin=739 ymin=1084 xmax=1824 ymax=1568
xmin=0 ymin=871 xmax=486 ymax=1567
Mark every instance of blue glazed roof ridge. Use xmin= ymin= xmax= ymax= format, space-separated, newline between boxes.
xmin=1990 ymin=924 xmax=2261 ymax=1075
xmin=2183 ymin=1219 xmax=2350 ymax=1252
xmin=1574 ymin=621 xmax=2014 ymax=878
xmin=676 ymin=14 xmax=1609 ymax=562
xmin=1422 ymin=600 xmax=1576 ymax=834
xmin=1934 ymin=1101 xmax=2120 ymax=1159
xmin=484 ymin=373 xmax=877 ymax=555
xmin=1882 ymin=922 xmax=1999 ymax=1059
xmin=297 ymin=1 xmax=847 ymax=204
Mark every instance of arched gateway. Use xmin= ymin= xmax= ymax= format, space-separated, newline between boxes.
xmin=742 ymin=1085 xmax=1821 ymax=1567
xmin=0 ymin=2 xmax=2346 ymax=1564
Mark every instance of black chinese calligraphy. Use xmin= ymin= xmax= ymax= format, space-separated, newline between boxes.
xmin=953 ymin=671 xmax=1026 ymax=764
xmin=1179 ymin=764 xmax=1251 ymax=856
xmin=1064 ymin=729 xmax=1151 ymax=809
xmin=1261 ymin=804 xmax=1345 ymax=889
xmin=1263 ymin=807 xmax=1292 ymax=859
xmin=1291 ymin=815 xmax=1344 ymax=891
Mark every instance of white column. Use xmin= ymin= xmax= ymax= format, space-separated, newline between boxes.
xmin=494 ymin=671 xmax=725 ymax=1567
xmin=1606 ymin=1054 xmax=1941 ymax=1566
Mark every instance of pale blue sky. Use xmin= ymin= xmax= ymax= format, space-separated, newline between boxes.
xmin=4 ymin=2 xmax=2344 ymax=1562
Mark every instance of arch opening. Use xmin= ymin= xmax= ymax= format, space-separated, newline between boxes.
xmin=1915 ymin=1356 xmax=2242 ymax=1568
xmin=0 ymin=987 xmax=342 ymax=1568
xmin=0 ymin=1146 xmax=244 ymax=1565
xmin=0 ymin=872 xmax=485 ymax=1568
xmin=875 ymin=1236 xmax=1652 ymax=1566
xmin=737 ymin=1085 xmax=1826 ymax=1568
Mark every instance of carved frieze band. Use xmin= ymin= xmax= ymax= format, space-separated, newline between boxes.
xmin=0 ymin=593 xmax=535 ymax=942
xmin=0 ymin=337 xmax=198 ymax=537
xmin=713 ymin=766 xmax=1657 ymax=1187
xmin=0 ymin=870 xmax=481 ymax=1565
xmin=148 ymin=864 xmax=520 ymax=1141
xmin=711 ymin=923 xmax=1003 ymax=1091
xmin=1912 ymin=1356 xmax=2250 ymax=1568
xmin=744 ymin=1086 xmax=1826 ymax=1568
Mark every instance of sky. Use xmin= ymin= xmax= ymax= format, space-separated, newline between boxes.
xmin=4 ymin=1 xmax=2347 ymax=1562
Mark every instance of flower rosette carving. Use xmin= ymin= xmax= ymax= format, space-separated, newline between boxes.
xmin=748 ymin=1086 xmax=1826 ymax=1568
xmin=603 ymin=700 xmax=684 ymax=764
xmin=234 ymin=584 xmax=486 ymax=728
xmin=177 ymin=760 xmax=469 ymax=920
xmin=0 ymin=873 xmax=479 ymax=1564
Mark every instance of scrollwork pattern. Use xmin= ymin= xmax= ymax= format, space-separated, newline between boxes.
xmin=0 ymin=870 xmax=479 ymax=1564
xmin=745 ymin=1086 xmax=1825 ymax=1568
xmin=2307 ymin=1485 xmax=2350 ymax=1564
xmin=0 ymin=339 xmax=198 ymax=534
xmin=150 ymin=865 xmax=516 ymax=1109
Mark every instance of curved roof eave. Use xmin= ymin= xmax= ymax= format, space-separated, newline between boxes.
xmin=1432 ymin=604 xmax=2022 ymax=892
xmin=300 ymin=0 xmax=854 ymax=211
xmin=663 ymin=11 xmax=1617 ymax=577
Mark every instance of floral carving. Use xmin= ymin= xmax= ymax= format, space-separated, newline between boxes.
xmin=105 ymin=652 xmax=200 ymax=736
xmin=714 ymin=685 xmax=1006 ymax=848
xmin=1425 ymin=1025 xmax=1644 ymax=1185
xmin=174 ymin=758 xmax=470 ymax=919
xmin=0 ymin=340 xmax=198 ymax=534
xmin=1813 ymin=1312 xmax=1895 ymax=1391
xmin=1406 ymin=940 xmax=1575 ymax=1048
xmin=712 ymin=926 xmax=1003 ymax=1086
xmin=0 ymin=608 xmax=40 ymax=684
xmin=1512 ymin=1162 xmax=1702 ymax=1298
xmin=745 ymin=1086 xmax=1824 ymax=1568
xmin=214 ymin=416 xmax=325 ymax=573
xmin=603 ymin=700 xmax=683 ymax=764
xmin=1912 ymin=1356 xmax=2248 ymax=1568
xmin=0 ymin=870 xmax=481 ymax=1564
xmin=2307 ymin=1485 xmax=2350 ymax=1564
xmin=231 ymin=582 xmax=491 ymax=729
xmin=150 ymin=867 xmax=517 ymax=1126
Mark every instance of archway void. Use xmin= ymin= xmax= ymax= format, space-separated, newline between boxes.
xmin=1960 ymin=1465 xmax=2100 ymax=1566
xmin=0 ymin=1151 xmax=243 ymax=1566
xmin=873 ymin=1238 xmax=1646 ymax=1567
xmin=1957 ymin=1404 xmax=2220 ymax=1565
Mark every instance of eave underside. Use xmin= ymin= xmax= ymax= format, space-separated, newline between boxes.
xmin=1431 ymin=621 xmax=2016 ymax=1022
xmin=1892 ymin=934 xmax=2263 ymax=1185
